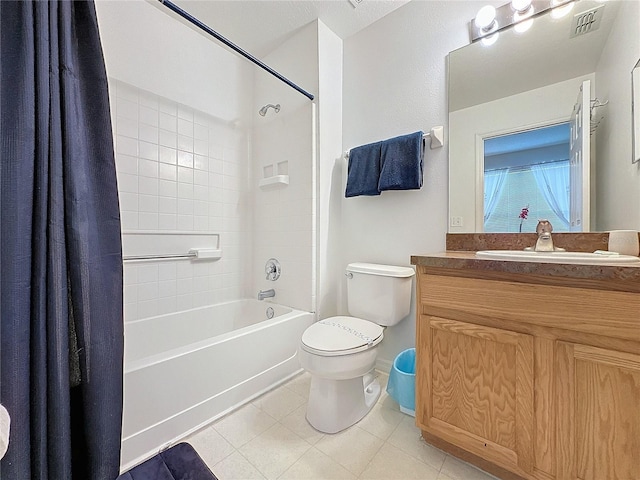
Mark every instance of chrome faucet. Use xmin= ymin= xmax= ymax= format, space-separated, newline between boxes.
xmin=534 ymin=220 xmax=555 ymax=251
xmin=258 ymin=289 xmax=275 ymax=301
xmin=528 ymin=220 xmax=565 ymax=252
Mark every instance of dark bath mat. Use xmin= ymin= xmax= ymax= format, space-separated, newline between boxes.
xmin=117 ymin=442 xmax=217 ymax=480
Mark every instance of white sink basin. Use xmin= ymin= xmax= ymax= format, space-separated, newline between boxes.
xmin=476 ymin=250 xmax=640 ymax=265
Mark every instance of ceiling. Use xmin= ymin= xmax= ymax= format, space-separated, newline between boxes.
xmin=173 ymin=0 xmax=411 ymax=57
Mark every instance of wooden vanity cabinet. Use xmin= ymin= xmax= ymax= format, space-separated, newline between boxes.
xmin=414 ymin=265 xmax=640 ymax=480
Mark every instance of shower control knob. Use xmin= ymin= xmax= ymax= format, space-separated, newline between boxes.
xmin=265 ymin=258 xmax=281 ymax=281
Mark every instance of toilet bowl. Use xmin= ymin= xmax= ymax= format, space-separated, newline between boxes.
xmin=299 ymin=263 xmax=414 ymax=434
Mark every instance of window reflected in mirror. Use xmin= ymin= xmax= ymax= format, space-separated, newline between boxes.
xmin=483 ymin=123 xmax=571 ymax=233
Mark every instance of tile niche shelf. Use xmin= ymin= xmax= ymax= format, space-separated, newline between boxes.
xmin=259 ymin=161 xmax=289 ymax=189
xmin=258 ymin=174 xmax=289 ymax=189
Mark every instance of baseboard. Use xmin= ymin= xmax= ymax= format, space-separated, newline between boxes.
xmin=375 ymin=357 xmax=393 ymax=375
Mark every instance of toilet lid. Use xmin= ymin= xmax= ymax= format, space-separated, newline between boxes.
xmin=301 ymin=316 xmax=384 ymax=356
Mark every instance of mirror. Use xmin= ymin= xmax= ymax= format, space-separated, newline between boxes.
xmin=448 ymin=0 xmax=640 ymax=233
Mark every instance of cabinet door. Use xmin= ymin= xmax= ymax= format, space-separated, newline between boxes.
xmin=556 ymin=342 xmax=640 ymax=480
xmin=417 ymin=315 xmax=535 ymax=475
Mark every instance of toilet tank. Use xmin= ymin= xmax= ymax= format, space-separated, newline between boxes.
xmin=346 ymin=263 xmax=415 ymax=326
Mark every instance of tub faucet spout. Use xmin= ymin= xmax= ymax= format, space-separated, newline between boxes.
xmin=258 ymin=289 xmax=275 ymax=301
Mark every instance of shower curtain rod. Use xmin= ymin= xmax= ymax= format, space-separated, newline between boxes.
xmin=157 ymin=0 xmax=315 ymax=101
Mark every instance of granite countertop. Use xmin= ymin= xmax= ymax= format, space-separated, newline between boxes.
xmin=410 ymin=251 xmax=640 ymax=291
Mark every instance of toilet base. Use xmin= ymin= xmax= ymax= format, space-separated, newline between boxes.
xmin=306 ymin=371 xmax=381 ymax=434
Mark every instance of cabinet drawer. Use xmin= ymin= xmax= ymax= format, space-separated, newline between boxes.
xmin=419 ymin=273 xmax=640 ymax=342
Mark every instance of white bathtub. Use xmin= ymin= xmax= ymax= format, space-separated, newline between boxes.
xmin=120 ymin=300 xmax=314 ymax=471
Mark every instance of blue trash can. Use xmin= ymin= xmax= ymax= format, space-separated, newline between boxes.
xmin=386 ymin=348 xmax=416 ymax=416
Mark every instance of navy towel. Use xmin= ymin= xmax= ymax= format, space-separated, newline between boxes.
xmin=345 ymin=141 xmax=383 ymax=197
xmin=117 ymin=442 xmax=218 ymax=480
xmin=378 ymin=131 xmax=424 ymax=191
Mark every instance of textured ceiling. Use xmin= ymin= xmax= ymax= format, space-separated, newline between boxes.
xmin=174 ymin=0 xmax=411 ymax=57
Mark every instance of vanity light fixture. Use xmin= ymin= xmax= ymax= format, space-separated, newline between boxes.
xmin=470 ymin=0 xmax=575 ymax=42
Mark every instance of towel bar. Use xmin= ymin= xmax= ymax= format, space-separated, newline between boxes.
xmin=344 ymin=126 xmax=444 ymax=159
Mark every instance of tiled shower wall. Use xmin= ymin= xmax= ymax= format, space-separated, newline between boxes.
xmin=109 ymin=79 xmax=252 ymax=322
xmin=252 ymin=103 xmax=316 ymax=313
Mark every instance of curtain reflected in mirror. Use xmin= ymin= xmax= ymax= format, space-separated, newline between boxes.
xmin=483 ymin=123 xmax=571 ymax=233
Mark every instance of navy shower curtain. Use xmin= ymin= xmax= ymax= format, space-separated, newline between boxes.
xmin=1 ymin=2 xmax=124 ymax=479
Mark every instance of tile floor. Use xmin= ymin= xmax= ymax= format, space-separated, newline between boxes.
xmin=186 ymin=371 xmax=498 ymax=480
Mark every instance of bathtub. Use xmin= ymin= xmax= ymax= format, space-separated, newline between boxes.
xmin=120 ymin=300 xmax=314 ymax=471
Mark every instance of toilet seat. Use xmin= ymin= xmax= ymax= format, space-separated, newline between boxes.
xmin=301 ymin=316 xmax=383 ymax=357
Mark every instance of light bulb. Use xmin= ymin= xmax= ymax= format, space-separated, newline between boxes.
xmin=514 ymin=6 xmax=534 ymax=23
xmin=511 ymin=0 xmax=532 ymax=13
xmin=475 ymin=5 xmax=497 ymax=31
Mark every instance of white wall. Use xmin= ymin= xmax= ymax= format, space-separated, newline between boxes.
xmin=341 ymin=1 xmax=483 ymax=368
xmin=595 ymin=0 xmax=640 ymax=230
xmin=96 ymin=0 xmax=252 ymax=122
xmin=317 ymin=22 xmax=343 ymax=319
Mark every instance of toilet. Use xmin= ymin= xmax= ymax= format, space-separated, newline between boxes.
xmin=299 ymin=262 xmax=415 ymax=433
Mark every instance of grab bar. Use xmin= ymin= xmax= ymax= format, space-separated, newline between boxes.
xmin=123 ymin=252 xmax=197 ymax=262
xmin=123 ymin=248 xmax=222 ymax=262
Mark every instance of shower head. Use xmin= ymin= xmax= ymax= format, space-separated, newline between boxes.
xmin=258 ymin=103 xmax=281 ymax=116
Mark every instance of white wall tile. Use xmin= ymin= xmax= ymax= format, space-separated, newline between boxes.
xmin=177 ymin=135 xmax=194 ymax=152
xmin=139 ymin=195 xmax=159 ymax=213
xmin=120 ymin=211 xmax=138 ymax=230
xmin=159 ymin=146 xmax=177 ymax=165
xmin=158 ymin=214 xmax=177 ymax=230
xmin=159 ymin=130 xmax=177 ymax=149
xmin=138 ymin=264 xmax=159 ymax=283
xmin=158 ymin=180 xmax=177 ymax=198
xmin=139 ymin=212 xmax=159 ymax=230
xmin=116 ymin=153 xmax=138 ymax=175
xmin=158 ymin=263 xmax=177 ymax=281
xmin=117 ymin=116 xmax=138 ymax=138
xmin=159 ymin=197 xmax=177 ymax=214
xmin=194 ymin=139 xmax=208 ymax=156
xmin=138 ymin=177 xmax=158 ymax=196
xmin=117 ymin=172 xmax=139 ymax=193
xmin=119 ymin=192 xmax=138 ymax=212
xmin=177 ymin=167 xmax=194 ymax=184
xmin=177 ymin=105 xmax=193 ymax=121
xmin=159 ymin=163 xmax=177 ymax=181
xmin=113 ymin=80 xmax=253 ymax=322
xmin=138 ymin=282 xmax=159 ymax=301
xmin=159 ymin=112 xmax=177 ymax=132
xmin=194 ymin=124 xmax=208 ymax=140
xmin=177 ymin=215 xmax=194 ymax=231
xmin=139 ymin=93 xmax=159 ymax=112
xmin=177 ymin=182 xmax=193 ymax=200
xmin=117 ymin=135 xmax=138 ymax=156
xmin=138 ymin=159 xmax=158 ymax=178
xmin=117 ymin=97 xmax=138 ymax=121
xmin=139 ymin=124 xmax=158 ymax=144
xmin=178 ymin=118 xmax=194 ymax=137
xmin=194 ymin=155 xmax=208 ymax=171
xmin=139 ymin=141 xmax=158 ymax=161
xmin=177 ymin=151 xmax=193 ymax=168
